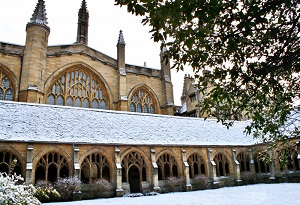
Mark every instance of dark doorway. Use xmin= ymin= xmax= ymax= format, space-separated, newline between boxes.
xmin=128 ymin=165 xmax=141 ymax=193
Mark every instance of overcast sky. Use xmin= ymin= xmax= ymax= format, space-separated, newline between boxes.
xmin=0 ymin=0 xmax=191 ymax=105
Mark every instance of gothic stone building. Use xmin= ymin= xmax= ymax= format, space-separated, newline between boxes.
xmin=0 ymin=0 xmax=299 ymax=198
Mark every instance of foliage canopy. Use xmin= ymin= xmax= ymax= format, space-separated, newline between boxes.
xmin=115 ymin=0 xmax=300 ymax=148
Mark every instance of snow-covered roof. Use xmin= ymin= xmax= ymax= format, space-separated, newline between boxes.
xmin=0 ymin=101 xmax=259 ymax=146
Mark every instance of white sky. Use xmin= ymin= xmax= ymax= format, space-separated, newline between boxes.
xmin=0 ymin=0 xmax=192 ymax=105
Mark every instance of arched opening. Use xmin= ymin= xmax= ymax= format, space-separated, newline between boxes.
xmin=121 ymin=151 xmax=148 ymax=193
xmin=187 ymin=153 xmax=206 ymax=178
xmin=80 ymin=152 xmax=111 ymax=183
xmin=237 ymin=152 xmax=251 ymax=172
xmin=128 ymin=165 xmax=141 ymax=193
xmin=253 ymin=153 xmax=270 ymax=173
xmin=157 ymin=153 xmax=179 ymax=180
xmin=214 ymin=153 xmax=230 ymax=177
xmin=0 ymin=150 xmax=22 ymax=176
xmin=34 ymin=151 xmax=70 ymax=183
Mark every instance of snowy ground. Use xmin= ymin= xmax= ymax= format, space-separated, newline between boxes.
xmin=46 ymin=183 xmax=300 ymax=205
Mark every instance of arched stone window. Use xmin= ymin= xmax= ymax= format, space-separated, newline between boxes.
xmin=121 ymin=152 xmax=147 ymax=193
xmin=253 ymin=153 xmax=270 ymax=173
xmin=187 ymin=153 xmax=206 ymax=178
xmin=0 ymin=150 xmax=22 ymax=176
xmin=129 ymin=89 xmax=156 ymax=114
xmin=47 ymin=68 xmax=108 ymax=109
xmin=237 ymin=152 xmax=250 ymax=172
xmin=80 ymin=152 xmax=110 ymax=183
xmin=35 ymin=152 xmax=70 ymax=183
xmin=214 ymin=153 xmax=230 ymax=177
xmin=0 ymin=70 xmax=14 ymax=101
xmin=157 ymin=153 xmax=178 ymax=180
xmin=278 ymin=148 xmax=300 ymax=172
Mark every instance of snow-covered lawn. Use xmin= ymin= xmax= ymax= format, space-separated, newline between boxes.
xmin=46 ymin=183 xmax=300 ymax=205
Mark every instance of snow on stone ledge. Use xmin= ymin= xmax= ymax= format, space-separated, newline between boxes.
xmin=0 ymin=101 xmax=259 ymax=146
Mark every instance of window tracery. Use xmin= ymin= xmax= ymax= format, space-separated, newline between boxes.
xmin=157 ymin=153 xmax=178 ymax=180
xmin=35 ymin=152 xmax=69 ymax=183
xmin=278 ymin=148 xmax=300 ymax=172
xmin=121 ymin=152 xmax=147 ymax=183
xmin=0 ymin=150 xmax=22 ymax=176
xmin=187 ymin=153 xmax=206 ymax=178
xmin=214 ymin=153 xmax=230 ymax=177
xmin=47 ymin=68 xmax=108 ymax=109
xmin=0 ymin=70 xmax=14 ymax=101
xmin=80 ymin=152 xmax=110 ymax=183
xmin=253 ymin=152 xmax=270 ymax=173
xmin=237 ymin=152 xmax=250 ymax=172
xmin=130 ymin=89 xmax=155 ymax=114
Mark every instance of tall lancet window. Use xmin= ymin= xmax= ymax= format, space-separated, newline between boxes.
xmin=0 ymin=69 xmax=14 ymax=101
xmin=129 ymin=89 xmax=156 ymax=114
xmin=47 ymin=68 xmax=108 ymax=109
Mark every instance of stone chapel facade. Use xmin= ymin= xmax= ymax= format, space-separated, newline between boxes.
xmin=0 ymin=0 xmax=299 ymax=199
xmin=0 ymin=0 xmax=174 ymax=115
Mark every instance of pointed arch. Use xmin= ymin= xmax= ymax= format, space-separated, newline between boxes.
xmin=79 ymin=147 xmax=114 ymax=183
xmin=213 ymin=151 xmax=232 ymax=177
xmin=120 ymin=147 xmax=151 ymax=184
xmin=252 ymin=150 xmax=270 ymax=173
xmin=156 ymin=149 xmax=180 ymax=180
xmin=32 ymin=147 xmax=72 ymax=184
xmin=128 ymin=84 xmax=160 ymax=114
xmin=0 ymin=145 xmax=25 ymax=177
xmin=0 ymin=64 xmax=18 ymax=101
xmin=237 ymin=151 xmax=251 ymax=172
xmin=187 ymin=151 xmax=208 ymax=178
xmin=45 ymin=62 xmax=112 ymax=109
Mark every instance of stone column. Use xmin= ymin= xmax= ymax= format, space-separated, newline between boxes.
xmin=232 ymin=149 xmax=242 ymax=184
xmin=207 ymin=148 xmax=218 ymax=184
xmin=268 ymin=149 xmax=276 ymax=181
xmin=115 ymin=147 xmax=124 ymax=197
xmin=248 ymin=148 xmax=255 ymax=173
xmin=72 ymin=145 xmax=81 ymax=201
xmin=25 ymin=145 xmax=33 ymax=184
xmin=181 ymin=149 xmax=192 ymax=191
xmin=151 ymin=148 xmax=161 ymax=193
xmin=73 ymin=145 xmax=80 ymax=177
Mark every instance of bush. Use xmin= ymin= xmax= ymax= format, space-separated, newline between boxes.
xmin=241 ymin=171 xmax=257 ymax=184
xmin=166 ymin=177 xmax=183 ymax=192
xmin=34 ymin=180 xmax=61 ymax=202
xmin=0 ymin=172 xmax=40 ymax=205
xmin=54 ymin=176 xmax=81 ymax=201
xmin=91 ymin=178 xmax=113 ymax=198
xmin=192 ymin=174 xmax=210 ymax=189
